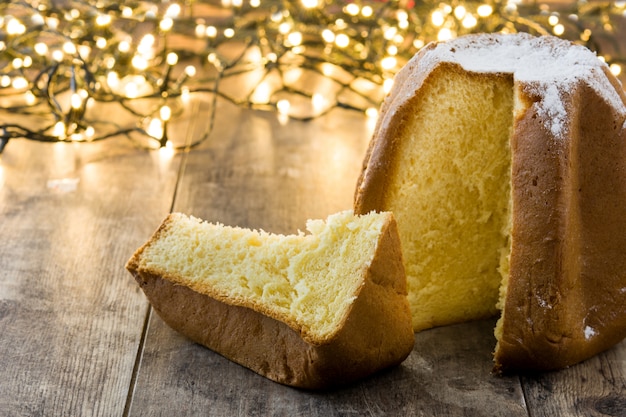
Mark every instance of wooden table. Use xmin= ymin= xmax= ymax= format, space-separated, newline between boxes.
xmin=1 ymin=99 xmax=625 ymax=416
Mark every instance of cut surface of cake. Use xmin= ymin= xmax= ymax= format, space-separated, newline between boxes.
xmin=354 ymin=33 xmax=626 ymax=372
xmin=126 ymin=210 xmax=414 ymax=389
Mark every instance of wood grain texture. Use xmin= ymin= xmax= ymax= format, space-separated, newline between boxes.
xmin=0 ymin=138 xmax=180 ymax=416
xmin=130 ymin=315 xmax=527 ymax=417
xmin=520 ymin=341 xmax=626 ymax=417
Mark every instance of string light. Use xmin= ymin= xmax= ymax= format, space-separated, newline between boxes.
xmin=0 ymin=0 xmax=624 ymax=152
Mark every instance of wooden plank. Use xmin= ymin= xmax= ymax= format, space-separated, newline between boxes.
xmin=127 ymin=104 xmax=527 ymax=416
xmin=520 ymin=341 xmax=626 ymax=417
xmin=130 ymin=315 xmax=526 ymax=416
xmin=0 ymin=138 xmax=180 ymax=416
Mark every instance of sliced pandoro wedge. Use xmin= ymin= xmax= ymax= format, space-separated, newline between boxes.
xmin=126 ymin=210 xmax=414 ymax=389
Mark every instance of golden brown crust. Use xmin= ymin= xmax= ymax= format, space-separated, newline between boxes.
xmin=494 ymin=79 xmax=626 ymax=372
xmin=126 ymin=214 xmax=414 ymax=389
xmin=354 ymin=43 xmax=439 ymax=213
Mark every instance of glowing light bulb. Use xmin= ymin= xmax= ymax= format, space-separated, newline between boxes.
xmin=145 ymin=5 xmax=158 ymax=19
xmin=504 ymin=2 xmax=518 ymax=14
xmin=553 ymin=24 xmax=565 ymax=36
xmin=181 ymin=86 xmax=191 ymax=103
xmin=167 ymin=52 xmax=178 ymax=66
xmin=138 ymin=34 xmax=155 ymax=54
xmin=277 ymin=99 xmax=290 ymax=114
xmin=25 ymin=91 xmax=36 ymax=105
xmin=381 ymin=56 xmax=397 ymax=71
xmin=52 ymin=121 xmax=66 ymax=138
xmin=414 ymin=39 xmax=425 ymax=49
xmin=185 ymin=65 xmax=197 ymax=77
xmin=132 ymin=55 xmax=149 ymax=70
xmin=195 ymin=23 xmax=206 ymax=37
xmin=477 ymin=4 xmax=493 ymax=17
xmin=301 ymin=0 xmax=318 ymax=8
xmin=345 ymin=3 xmax=359 ymax=16
xmin=97 ymin=57 xmax=112 ymax=71
xmin=160 ymin=17 xmax=174 ymax=31
xmin=125 ymin=83 xmax=139 ymax=99
xmin=454 ymin=6 xmax=467 ymax=20
xmin=85 ymin=126 xmax=95 ymax=139
xmin=95 ymin=37 xmax=107 ymax=49
xmin=610 ymin=63 xmax=622 ymax=76
xmin=159 ymin=142 xmax=174 ymax=157
xmin=71 ymin=93 xmax=83 ymax=109
xmin=383 ymin=78 xmax=394 ymax=94
xmin=165 ymin=4 xmax=181 ymax=18
xmin=431 ymin=11 xmax=445 ymax=27
xmin=6 ymin=18 xmax=26 ymax=35
xmin=462 ymin=14 xmax=478 ymax=28
xmin=322 ymin=29 xmax=335 ymax=43
xmin=122 ymin=75 xmax=149 ymax=98
xmin=31 ymin=13 xmax=44 ymax=26
xmin=147 ymin=118 xmax=164 ymax=138
xmin=335 ymin=33 xmax=350 ymax=48
xmin=118 ymin=40 xmax=131 ymax=53
xmin=52 ymin=50 xmax=64 ymax=62
xmin=34 ymin=42 xmax=48 ymax=55
xmin=46 ymin=17 xmax=59 ymax=30
xmin=206 ymin=26 xmax=217 ymax=37
xmin=12 ymin=76 xmax=29 ymax=89
xmin=279 ymin=22 xmax=291 ymax=35
xmin=437 ymin=27 xmax=455 ymax=41
xmin=63 ymin=41 xmax=77 ymax=55
xmin=70 ymin=132 xmax=84 ymax=142
xmin=96 ymin=14 xmax=112 ymax=26
xmin=160 ymin=105 xmax=172 ymax=121
xmin=287 ymin=31 xmax=303 ymax=46
xmin=384 ymin=26 xmax=397 ymax=40
xmin=251 ymin=82 xmax=271 ymax=104
xmin=366 ymin=107 xmax=378 ymax=119
xmin=107 ymin=72 xmax=120 ymax=90
xmin=312 ymin=93 xmax=325 ymax=112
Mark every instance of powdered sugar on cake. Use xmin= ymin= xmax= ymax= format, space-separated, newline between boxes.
xmin=412 ymin=33 xmax=626 ymax=139
xmin=584 ymin=325 xmax=597 ymax=340
xmin=535 ymin=84 xmax=567 ymax=138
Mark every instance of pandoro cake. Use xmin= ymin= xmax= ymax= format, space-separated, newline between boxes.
xmin=126 ymin=210 xmax=414 ymax=389
xmin=354 ymin=33 xmax=626 ymax=372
